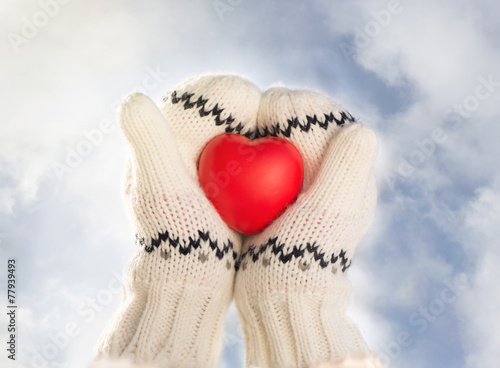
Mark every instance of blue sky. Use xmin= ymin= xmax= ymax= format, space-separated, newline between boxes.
xmin=1 ymin=0 xmax=500 ymax=367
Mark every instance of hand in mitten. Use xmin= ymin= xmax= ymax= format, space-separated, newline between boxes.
xmin=235 ymin=87 xmax=383 ymax=368
xmin=96 ymin=75 xmax=260 ymax=368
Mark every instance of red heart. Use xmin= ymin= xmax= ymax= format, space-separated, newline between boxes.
xmin=198 ymin=133 xmax=304 ymax=235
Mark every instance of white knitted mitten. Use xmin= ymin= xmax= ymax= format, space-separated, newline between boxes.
xmin=96 ymin=75 xmax=260 ymax=368
xmin=234 ymin=88 xmax=384 ymax=368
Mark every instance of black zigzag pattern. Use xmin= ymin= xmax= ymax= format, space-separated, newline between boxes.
xmin=136 ymin=229 xmax=237 ymax=261
xmin=237 ymin=237 xmax=352 ymax=272
xmin=256 ymin=111 xmax=356 ymax=138
xmin=169 ymin=91 xmax=253 ymax=138
xmin=168 ymin=90 xmax=356 ymax=139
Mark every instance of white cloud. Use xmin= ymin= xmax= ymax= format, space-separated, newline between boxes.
xmin=315 ymin=1 xmax=500 ymax=367
xmin=1 ymin=0 xmax=499 ymax=367
xmin=457 ymin=176 xmax=500 ymax=367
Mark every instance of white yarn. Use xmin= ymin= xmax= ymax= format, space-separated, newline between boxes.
xmin=93 ymin=358 xmax=170 ymax=368
xmin=235 ymin=87 xmax=383 ymax=368
xmin=95 ymin=76 xmax=383 ymax=368
xmin=95 ymin=75 xmax=261 ymax=368
xmin=311 ymin=354 xmax=386 ymax=368
xmin=256 ymin=87 xmax=355 ymax=192
xmin=160 ymin=74 xmax=261 ymax=180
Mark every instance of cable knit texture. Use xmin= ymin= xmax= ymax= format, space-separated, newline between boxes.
xmin=95 ymin=77 xmax=384 ymax=368
xmin=93 ymin=354 xmax=384 ymax=368
xmin=95 ymin=75 xmax=261 ymax=368
xmin=93 ymin=359 xmax=171 ymax=368
xmin=235 ymin=88 xmax=384 ymax=368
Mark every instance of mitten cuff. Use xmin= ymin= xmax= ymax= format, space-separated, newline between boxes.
xmin=93 ymin=358 xmax=172 ymax=368
xmin=236 ymin=273 xmax=377 ymax=368
xmin=96 ymin=269 xmax=233 ymax=368
xmin=310 ymin=354 xmax=385 ymax=368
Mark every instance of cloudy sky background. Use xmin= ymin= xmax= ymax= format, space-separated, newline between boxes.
xmin=1 ymin=0 xmax=499 ymax=367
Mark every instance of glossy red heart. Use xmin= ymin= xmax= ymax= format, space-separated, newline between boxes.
xmin=198 ymin=133 xmax=304 ymax=235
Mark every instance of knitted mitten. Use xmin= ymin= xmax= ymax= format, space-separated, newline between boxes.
xmin=234 ymin=87 xmax=384 ymax=368
xmin=95 ymin=75 xmax=260 ymax=368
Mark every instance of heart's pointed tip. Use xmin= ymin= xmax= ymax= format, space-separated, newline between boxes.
xmin=241 ymin=230 xmax=259 ymax=237
xmin=230 ymin=222 xmax=265 ymax=237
